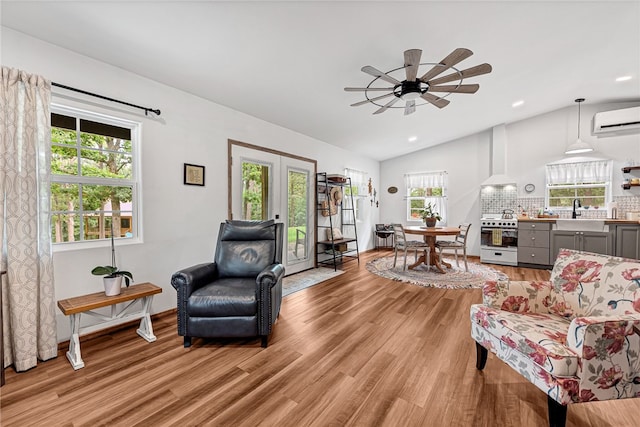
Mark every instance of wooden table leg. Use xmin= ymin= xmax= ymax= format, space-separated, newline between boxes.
xmin=66 ymin=314 xmax=85 ymax=370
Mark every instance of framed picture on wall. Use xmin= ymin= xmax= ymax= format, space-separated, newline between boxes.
xmin=184 ymin=163 xmax=205 ymax=186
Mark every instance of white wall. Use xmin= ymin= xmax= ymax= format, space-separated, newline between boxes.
xmin=380 ymin=101 xmax=640 ymax=257
xmin=2 ymin=27 xmax=380 ymax=341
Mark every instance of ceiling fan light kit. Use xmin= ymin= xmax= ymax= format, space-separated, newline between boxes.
xmin=345 ymin=48 xmax=492 ymax=115
xmin=565 ymin=98 xmax=594 ymax=154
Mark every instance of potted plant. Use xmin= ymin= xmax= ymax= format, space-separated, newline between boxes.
xmin=91 ymin=222 xmax=133 ymax=296
xmin=421 ymin=202 xmax=442 ymax=228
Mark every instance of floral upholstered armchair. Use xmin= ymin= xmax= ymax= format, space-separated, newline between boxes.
xmin=471 ymin=249 xmax=640 ymax=427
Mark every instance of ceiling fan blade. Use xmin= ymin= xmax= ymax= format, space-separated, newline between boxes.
xmin=427 ymin=63 xmax=493 ymax=86
xmin=404 ymin=100 xmax=416 ymax=115
xmin=361 ymin=65 xmax=401 ymax=85
xmin=373 ymin=96 xmax=400 ymax=114
xmin=428 ymin=84 xmax=479 ymax=94
xmin=344 ymin=87 xmax=395 ymax=92
xmin=419 ymin=48 xmax=473 ymax=82
xmin=404 ymin=49 xmax=422 ymax=81
xmin=420 ymin=92 xmax=450 ymax=109
xmin=350 ymin=92 xmax=395 ymax=107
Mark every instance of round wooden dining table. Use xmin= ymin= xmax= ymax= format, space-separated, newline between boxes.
xmin=403 ymin=226 xmax=461 ymax=273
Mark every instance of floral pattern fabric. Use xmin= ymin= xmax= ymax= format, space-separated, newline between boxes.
xmin=472 ymin=249 xmax=640 ymax=405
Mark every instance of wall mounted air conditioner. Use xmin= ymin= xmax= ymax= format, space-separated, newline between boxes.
xmin=593 ymin=106 xmax=640 ymax=136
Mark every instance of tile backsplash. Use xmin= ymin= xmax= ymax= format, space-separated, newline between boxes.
xmin=481 ymin=185 xmax=640 ymax=218
xmin=516 ymin=195 xmax=640 ymax=219
xmin=480 ymin=185 xmax=518 ymax=214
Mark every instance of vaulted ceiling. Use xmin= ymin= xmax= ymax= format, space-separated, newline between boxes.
xmin=2 ymin=1 xmax=639 ymax=160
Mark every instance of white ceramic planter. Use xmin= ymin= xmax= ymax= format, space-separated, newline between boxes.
xmin=103 ymin=276 xmax=123 ymax=296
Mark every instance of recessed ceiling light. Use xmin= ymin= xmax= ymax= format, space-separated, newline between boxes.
xmin=408 ymin=136 xmax=417 ymax=142
xmin=512 ymin=100 xmax=524 ymax=108
xmin=616 ymin=75 xmax=632 ymax=82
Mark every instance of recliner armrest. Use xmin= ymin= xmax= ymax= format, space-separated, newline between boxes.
xmin=256 ymin=263 xmax=285 ymax=289
xmin=171 ymin=262 xmax=218 ymax=296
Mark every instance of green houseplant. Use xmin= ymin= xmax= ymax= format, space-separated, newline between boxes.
xmin=91 ymin=222 xmax=133 ymax=296
xmin=421 ymin=202 xmax=442 ymax=227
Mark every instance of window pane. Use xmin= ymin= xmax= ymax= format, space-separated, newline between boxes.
xmin=51 ymin=183 xmax=80 ymax=211
xmin=51 ymin=127 xmax=77 ymax=146
xmin=81 ymin=185 xmax=133 ymax=211
xmin=80 ymin=149 xmax=132 ymax=179
xmin=52 ymin=146 xmax=79 ymax=176
xmin=51 ymin=213 xmax=81 ymax=243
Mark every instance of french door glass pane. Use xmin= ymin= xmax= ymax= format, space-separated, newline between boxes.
xmin=242 ymin=161 xmax=269 ymax=220
xmin=287 ymin=169 xmax=308 ymax=262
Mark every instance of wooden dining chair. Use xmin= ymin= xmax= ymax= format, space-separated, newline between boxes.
xmin=391 ymin=224 xmax=430 ymax=271
xmin=435 ymin=223 xmax=471 ymax=271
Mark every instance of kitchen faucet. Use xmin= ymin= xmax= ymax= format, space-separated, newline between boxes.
xmin=572 ymin=199 xmax=581 ymax=219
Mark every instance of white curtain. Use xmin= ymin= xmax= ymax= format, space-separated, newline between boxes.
xmin=546 ymin=160 xmax=612 ymax=185
xmin=344 ymin=167 xmax=367 ymax=196
xmin=404 ymin=171 xmax=448 ymax=224
xmin=1 ymin=67 xmax=58 ymax=371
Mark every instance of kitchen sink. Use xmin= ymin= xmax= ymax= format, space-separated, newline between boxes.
xmin=553 ymin=219 xmax=608 ymax=232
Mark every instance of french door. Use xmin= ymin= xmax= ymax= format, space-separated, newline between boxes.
xmin=229 ymin=141 xmax=315 ymax=275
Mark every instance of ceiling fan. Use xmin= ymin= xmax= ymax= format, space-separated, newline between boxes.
xmin=344 ymin=48 xmax=492 ymax=115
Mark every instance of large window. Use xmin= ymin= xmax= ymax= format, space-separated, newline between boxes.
xmin=50 ymin=105 xmax=140 ymax=245
xmin=545 ymin=160 xmax=611 ymax=209
xmin=405 ymin=171 xmax=447 ymax=224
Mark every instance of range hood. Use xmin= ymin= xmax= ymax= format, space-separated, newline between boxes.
xmin=481 ymin=124 xmax=517 ymax=186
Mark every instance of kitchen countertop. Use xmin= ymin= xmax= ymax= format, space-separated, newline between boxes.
xmin=518 ymin=218 xmax=640 ymax=225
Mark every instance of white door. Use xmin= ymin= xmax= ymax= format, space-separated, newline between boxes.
xmin=230 ymin=144 xmax=315 ymax=275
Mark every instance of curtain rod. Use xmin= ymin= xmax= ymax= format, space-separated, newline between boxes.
xmin=52 ymin=82 xmax=161 ymax=116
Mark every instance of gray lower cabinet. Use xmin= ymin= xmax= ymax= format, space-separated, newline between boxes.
xmin=518 ymin=222 xmax=551 ymax=266
xmin=551 ymin=230 xmax=614 ymax=260
xmin=615 ymin=225 xmax=640 ymax=259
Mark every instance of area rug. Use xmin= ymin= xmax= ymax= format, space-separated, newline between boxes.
xmin=365 ymin=254 xmax=508 ymax=289
xmin=283 ymin=267 xmax=345 ymax=297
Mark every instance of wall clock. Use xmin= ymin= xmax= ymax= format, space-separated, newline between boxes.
xmin=524 ymin=183 xmax=535 ymax=193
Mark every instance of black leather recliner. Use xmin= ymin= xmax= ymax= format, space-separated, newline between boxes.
xmin=171 ymin=220 xmax=285 ymax=348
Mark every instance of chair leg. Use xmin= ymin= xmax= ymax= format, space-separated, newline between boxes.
xmin=475 ymin=342 xmax=488 ymax=370
xmin=261 ymin=335 xmax=269 ymax=348
xmin=454 ymin=249 xmax=460 ymax=267
xmin=184 ymin=336 xmax=192 ymax=348
xmin=403 ymin=248 xmax=408 ymax=271
xmin=393 ymin=247 xmax=398 ymax=267
xmin=547 ymin=395 xmax=567 ymax=427
xmin=463 ymin=248 xmax=468 ymax=272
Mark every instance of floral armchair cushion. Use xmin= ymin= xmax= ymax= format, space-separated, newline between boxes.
xmin=471 ymin=249 xmax=640 ymax=408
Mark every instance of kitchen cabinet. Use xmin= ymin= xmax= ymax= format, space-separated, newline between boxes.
xmin=614 ymin=225 xmax=640 ymax=259
xmin=518 ymin=222 xmax=551 ymax=267
xmin=551 ymin=230 xmax=613 ymax=260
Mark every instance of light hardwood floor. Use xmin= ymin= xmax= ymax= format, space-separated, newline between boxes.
xmin=1 ymin=251 xmax=638 ymax=426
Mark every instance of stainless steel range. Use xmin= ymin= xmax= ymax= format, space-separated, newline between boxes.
xmin=480 ymin=214 xmax=518 ymax=266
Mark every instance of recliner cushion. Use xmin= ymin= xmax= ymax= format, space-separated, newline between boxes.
xmin=187 ymin=278 xmax=257 ymax=317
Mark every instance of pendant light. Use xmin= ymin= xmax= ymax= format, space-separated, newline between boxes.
xmin=565 ymin=98 xmax=594 ymax=154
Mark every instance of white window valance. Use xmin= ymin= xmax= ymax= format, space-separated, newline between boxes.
xmin=546 ymin=160 xmax=612 ymax=185
xmin=344 ymin=168 xmax=367 ymax=186
xmin=404 ymin=171 xmax=447 ymax=189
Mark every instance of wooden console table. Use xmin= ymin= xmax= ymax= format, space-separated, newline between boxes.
xmin=57 ymin=282 xmax=162 ymax=370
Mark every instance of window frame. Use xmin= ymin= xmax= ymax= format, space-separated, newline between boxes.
xmin=404 ymin=171 xmax=447 ymax=224
xmin=544 ymin=160 xmax=612 ymax=211
xmin=50 ymin=104 xmax=142 ymax=251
